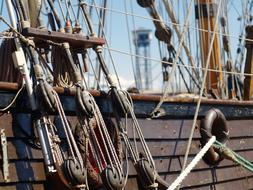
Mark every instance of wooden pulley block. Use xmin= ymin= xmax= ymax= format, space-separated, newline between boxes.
xmin=63 ymin=159 xmax=86 ymax=186
xmin=136 ymin=0 xmax=155 ymax=8
xmin=101 ymin=166 xmax=125 ymax=190
xmin=155 ymin=25 xmax=172 ymax=44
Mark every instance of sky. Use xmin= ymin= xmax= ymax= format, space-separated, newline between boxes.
xmin=0 ymin=0 xmax=248 ymax=92
xmin=88 ymin=0 xmax=246 ymax=92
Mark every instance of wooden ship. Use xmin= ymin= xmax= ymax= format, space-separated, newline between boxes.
xmin=1 ymin=0 xmax=253 ymax=190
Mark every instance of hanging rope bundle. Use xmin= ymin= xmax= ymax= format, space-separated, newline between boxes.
xmin=52 ymin=45 xmax=76 ymax=87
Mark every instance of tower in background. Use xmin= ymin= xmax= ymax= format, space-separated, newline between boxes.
xmin=133 ymin=29 xmax=152 ymax=91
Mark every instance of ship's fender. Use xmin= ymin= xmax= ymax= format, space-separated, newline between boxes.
xmin=200 ymin=108 xmax=229 ymax=165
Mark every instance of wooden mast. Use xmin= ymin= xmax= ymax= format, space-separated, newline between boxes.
xmin=244 ymin=26 xmax=253 ymax=100
xmin=196 ymin=0 xmax=223 ymax=97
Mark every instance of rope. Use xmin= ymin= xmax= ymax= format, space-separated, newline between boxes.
xmin=0 ymin=11 xmax=252 ymax=80
xmin=0 ymin=82 xmax=24 ymax=111
xmin=101 ymin=46 xmax=253 ymax=78
xmin=180 ymin=0 xmax=222 ymax=187
xmin=92 ymin=0 xmax=122 ymax=89
xmin=82 ymin=3 xmax=253 ymax=44
xmin=162 ymin=0 xmax=200 ymax=83
xmin=151 ymin=0 xmax=194 ymax=116
xmin=213 ymin=140 xmax=253 ymax=173
xmin=167 ymin=136 xmax=216 ymax=190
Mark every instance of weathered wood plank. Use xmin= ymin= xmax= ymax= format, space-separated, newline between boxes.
xmin=161 ymin=167 xmax=253 ymax=188
xmin=126 ymin=172 xmax=253 ymax=190
xmin=130 ymin=138 xmax=253 ymax=157
xmin=0 ymin=161 xmax=46 ymax=183
xmin=126 ymin=150 xmax=253 ymax=176
xmin=0 ymin=183 xmax=45 ymax=190
xmin=3 ymin=113 xmax=253 ymax=140
xmin=0 ymin=140 xmax=43 ymax=160
xmin=2 ymin=89 xmax=253 ymax=118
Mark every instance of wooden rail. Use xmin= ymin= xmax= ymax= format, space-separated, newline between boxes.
xmin=22 ymin=27 xmax=105 ymax=49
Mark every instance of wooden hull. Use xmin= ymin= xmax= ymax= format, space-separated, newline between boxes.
xmin=1 ymin=83 xmax=253 ymax=189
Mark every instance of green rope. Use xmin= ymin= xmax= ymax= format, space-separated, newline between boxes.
xmin=213 ymin=140 xmax=253 ymax=172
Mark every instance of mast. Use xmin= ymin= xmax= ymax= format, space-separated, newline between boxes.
xmin=196 ymin=0 xmax=223 ymax=96
xmin=244 ymin=26 xmax=253 ymax=100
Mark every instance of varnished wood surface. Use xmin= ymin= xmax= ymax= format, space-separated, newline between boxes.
xmin=22 ymin=27 xmax=105 ymax=49
xmin=2 ymin=82 xmax=253 ymax=119
xmin=2 ymin=81 xmax=253 ymax=106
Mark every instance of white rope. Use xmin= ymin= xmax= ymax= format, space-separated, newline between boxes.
xmin=167 ymin=136 xmax=216 ymax=190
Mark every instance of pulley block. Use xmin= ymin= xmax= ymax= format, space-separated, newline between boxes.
xmin=110 ymin=87 xmax=130 ymax=115
xmin=101 ymin=166 xmax=125 ymax=190
xmin=135 ymin=158 xmax=157 ymax=189
xmin=155 ymin=25 xmax=172 ymax=44
xmin=76 ymin=88 xmax=94 ymax=118
xmin=37 ymin=81 xmax=57 ymax=112
xmin=136 ymin=0 xmax=155 ymax=8
xmin=63 ymin=159 xmax=86 ymax=186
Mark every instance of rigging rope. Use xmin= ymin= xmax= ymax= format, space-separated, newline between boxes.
xmin=150 ymin=0 xmax=194 ymax=116
xmin=180 ymin=1 xmax=222 ymax=187
xmin=83 ymin=2 xmax=253 ymax=45
xmin=101 ymin=46 xmax=253 ymax=78
xmin=167 ymin=136 xmax=216 ymax=190
xmin=162 ymin=0 xmax=200 ymax=84
xmin=213 ymin=140 xmax=253 ymax=172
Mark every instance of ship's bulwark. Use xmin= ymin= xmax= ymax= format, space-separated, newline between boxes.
xmin=1 ymin=90 xmax=253 ymax=189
